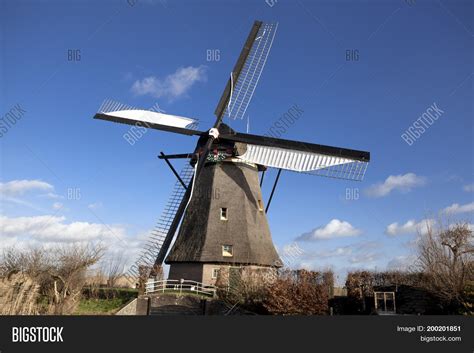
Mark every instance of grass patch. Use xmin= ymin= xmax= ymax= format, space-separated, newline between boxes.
xmin=74 ymin=287 xmax=139 ymax=315
xmin=75 ymin=297 xmax=130 ymax=315
xmin=82 ymin=287 xmax=138 ymax=300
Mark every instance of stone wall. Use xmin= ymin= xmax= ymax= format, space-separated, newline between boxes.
xmin=115 ymin=298 xmax=138 ymax=316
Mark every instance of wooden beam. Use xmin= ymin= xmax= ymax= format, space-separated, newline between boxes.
xmin=265 ymin=169 xmax=282 ymax=213
xmin=158 ymin=153 xmax=193 ymax=160
xmin=159 ymin=152 xmax=187 ymax=190
xmin=260 ymin=170 xmax=266 ymax=187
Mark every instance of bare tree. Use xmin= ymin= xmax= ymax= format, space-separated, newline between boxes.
xmin=137 ymin=265 xmax=150 ymax=295
xmin=149 ymin=263 xmax=164 ymax=281
xmin=416 ymin=221 xmax=473 ymax=312
xmin=103 ymin=253 xmax=126 ymax=288
xmin=0 ymin=247 xmax=22 ymax=277
xmin=45 ymin=245 xmax=104 ymax=314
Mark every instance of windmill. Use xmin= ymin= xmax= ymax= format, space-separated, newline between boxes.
xmin=94 ymin=21 xmax=370 ymax=286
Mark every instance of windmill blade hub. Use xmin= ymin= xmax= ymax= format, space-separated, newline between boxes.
xmin=208 ymin=128 xmax=220 ymax=139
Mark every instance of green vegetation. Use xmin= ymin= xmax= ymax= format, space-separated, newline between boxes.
xmin=75 ymin=297 xmax=127 ymax=315
xmin=74 ymin=287 xmax=138 ymax=315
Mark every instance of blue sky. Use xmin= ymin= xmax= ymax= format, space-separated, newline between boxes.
xmin=1 ymin=0 xmax=472 ymax=283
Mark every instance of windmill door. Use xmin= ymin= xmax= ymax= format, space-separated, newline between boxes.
xmin=229 ymin=267 xmax=241 ymax=289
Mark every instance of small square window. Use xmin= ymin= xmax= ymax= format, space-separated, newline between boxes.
xmin=211 ymin=268 xmax=220 ymax=279
xmin=220 ymin=207 xmax=228 ymax=220
xmin=222 ymin=245 xmax=233 ymax=257
xmin=257 ymin=200 xmax=264 ymax=211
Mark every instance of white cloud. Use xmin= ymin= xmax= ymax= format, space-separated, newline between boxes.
xmin=2 ymin=196 xmax=38 ymax=209
xmin=40 ymin=192 xmax=64 ymax=199
xmin=0 ymin=213 xmax=157 ymax=273
xmin=319 ymin=247 xmax=353 ymax=258
xmin=297 ymin=241 xmax=382 ymax=273
xmin=385 ymin=218 xmax=434 ymax=236
xmin=297 ymin=219 xmax=362 ymax=241
xmin=275 ymin=241 xmax=384 ymax=284
xmin=52 ymin=202 xmax=63 ymax=210
xmin=386 ymin=255 xmax=416 ymax=271
xmin=1 ymin=196 xmax=47 ymax=213
xmin=0 ymin=179 xmax=57 ymax=212
xmin=131 ymin=66 xmax=207 ymax=100
xmin=347 ymin=241 xmax=381 ymax=264
xmin=349 ymin=252 xmax=379 ymax=264
xmin=0 ymin=180 xmax=53 ymax=196
xmin=0 ymin=214 xmax=127 ymax=243
xmin=463 ymin=183 xmax=474 ymax=192
xmin=364 ymin=173 xmax=426 ymax=198
xmin=442 ymin=202 xmax=474 ymax=214
xmin=293 ymin=241 xmax=379 ymax=262
xmin=88 ymin=202 xmax=103 ymax=210
xmin=0 ymin=206 xmax=159 ymax=274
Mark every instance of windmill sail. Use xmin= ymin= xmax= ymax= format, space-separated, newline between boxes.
xmin=214 ymin=21 xmax=278 ymax=121
xmin=224 ymin=23 xmax=278 ymax=120
xmin=99 ymin=110 xmax=196 ymax=129
xmin=136 ymin=163 xmax=195 ymax=270
xmin=236 ymin=144 xmax=368 ymax=181
xmin=94 ymin=99 xmax=202 ymax=136
xmin=218 ymin=131 xmax=370 ymax=181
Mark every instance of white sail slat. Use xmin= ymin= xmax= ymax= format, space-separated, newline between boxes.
xmin=237 ymin=144 xmax=368 ymax=181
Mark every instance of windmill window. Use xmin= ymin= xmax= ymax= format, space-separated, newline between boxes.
xmin=220 ymin=207 xmax=228 ymax=221
xmin=222 ymin=245 xmax=233 ymax=257
xmin=257 ymin=199 xmax=264 ymax=211
xmin=211 ymin=268 xmax=220 ymax=279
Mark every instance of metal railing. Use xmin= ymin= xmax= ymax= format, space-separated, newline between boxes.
xmin=145 ymin=279 xmax=217 ymax=298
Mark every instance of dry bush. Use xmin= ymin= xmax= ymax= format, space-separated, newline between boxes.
xmin=215 ymin=267 xmax=272 ymax=311
xmin=0 ymin=273 xmax=40 ymax=315
xmin=263 ymin=270 xmax=331 ymax=315
xmin=0 ymin=245 xmax=103 ymax=315
xmin=215 ymin=268 xmax=332 ymax=315
xmin=416 ymin=221 xmax=473 ymax=313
